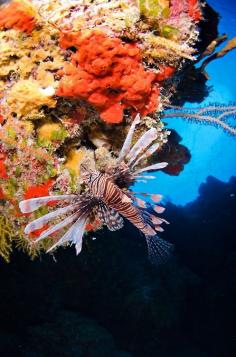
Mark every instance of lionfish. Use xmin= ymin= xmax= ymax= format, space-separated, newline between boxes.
xmin=19 ymin=115 xmax=173 ymax=264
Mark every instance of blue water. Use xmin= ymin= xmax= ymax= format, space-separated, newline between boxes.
xmin=136 ymin=0 xmax=236 ymax=206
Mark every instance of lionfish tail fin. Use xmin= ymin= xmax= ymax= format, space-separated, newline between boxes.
xmin=145 ymin=235 xmax=174 ymax=265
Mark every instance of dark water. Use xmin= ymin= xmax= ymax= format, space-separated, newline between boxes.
xmin=0 ymin=1 xmax=236 ymax=356
xmin=0 ymin=176 xmax=235 ymax=357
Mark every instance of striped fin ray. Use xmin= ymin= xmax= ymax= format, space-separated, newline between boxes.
xmin=118 ymin=114 xmax=141 ymax=163
xmin=150 ymin=194 xmax=163 ymax=203
xmin=134 ymin=197 xmax=147 ymax=209
xmin=131 ymin=193 xmax=167 ymax=231
xmin=134 ymin=162 xmax=168 ymax=174
xmin=153 ymin=205 xmax=165 ymax=214
xmin=75 ymin=217 xmax=89 ymax=255
xmin=97 ymin=203 xmax=124 ymax=231
xmin=69 ymin=213 xmax=89 ymax=255
xmin=19 ymin=195 xmax=77 ymax=213
xmin=134 ymin=195 xmax=166 ymax=215
xmin=145 ymin=235 xmax=174 ymax=265
xmin=24 ymin=203 xmax=80 ymax=234
xmin=141 ymin=209 xmax=166 ymax=226
xmin=127 ymin=128 xmax=158 ymax=164
xmin=35 ymin=211 xmax=80 ymax=242
xmin=134 ymin=175 xmax=156 ymax=180
xmin=131 ymin=192 xmax=163 ymax=204
xmin=140 ymin=210 xmax=169 ymax=234
xmin=131 ymin=142 xmax=160 ymax=169
xmin=46 ymin=213 xmax=89 ymax=254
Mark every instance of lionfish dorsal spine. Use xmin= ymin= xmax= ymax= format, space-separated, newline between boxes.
xmin=126 ymin=127 xmax=158 ymax=164
xmin=117 ymin=114 xmax=141 ymax=163
xmin=131 ymin=142 xmax=160 ymax=169
xmin=134 ymin=162 xmax=168 ymax=175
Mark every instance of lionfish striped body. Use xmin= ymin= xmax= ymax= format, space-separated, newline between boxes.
xmin=19 ymin=115 xmax=173 ymax=264
xmin=85 ymin=171 xmax=155 ymax=236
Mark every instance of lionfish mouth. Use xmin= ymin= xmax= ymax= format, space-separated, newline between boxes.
xmin=19 ymin=114 xmax=173 ymax=265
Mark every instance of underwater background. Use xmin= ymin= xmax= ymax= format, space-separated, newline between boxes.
xmin=0 ymin=0 xmax=236 ymax=356
xmin=137 ymin=0 xmax=236 ymax=204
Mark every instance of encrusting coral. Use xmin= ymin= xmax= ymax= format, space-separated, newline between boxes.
xmin=7 ymin=80 xmax=56 ymax=118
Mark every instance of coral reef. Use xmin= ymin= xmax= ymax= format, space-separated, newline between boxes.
xmin=0 ymin=0 xmax=203 ymax=261
xmin=2 ymin=0 xmax=234 ymax=263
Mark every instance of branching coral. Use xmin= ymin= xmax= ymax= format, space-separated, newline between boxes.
xmin=198 ymin=37 xmax=236 ymax=79
xmin=0 ymin=215 xmax=14 ymax=262
xmin=57 ymin=30 xmax=160 ymax=123
xmin=141 ymin=33 xmax=196 ymax=61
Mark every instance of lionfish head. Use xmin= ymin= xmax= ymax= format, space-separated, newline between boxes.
xmin=80 ymin=158 xmax=98 ymax=185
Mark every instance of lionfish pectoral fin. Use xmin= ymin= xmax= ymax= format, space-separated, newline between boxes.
xmin=145 ymin=235 xmax=174 ymax=265
xmin=24 ymin=203 xmax=79 ymax=234
xmin=98 ymin=204 xmax=124 ymax=231
xmin=150 ymin=194 xmax=163 ymax=203
xmin=153 ymin=205 xmax=165 ymax=214
xmin=135 ymin=197 xmax=147 ymax=209
xmin=72 ymin=217 xmax=88 ymax=255
xmin=35 ymin=211 xmax=80 ymax=243
xmin=19 ymin=195 xmax=77 ymax=213
xmin=75 ymin=241 xmax=82 ymax=255
xmin=46 ymin=215 xmax=88 ymax=254
xmin=135 ymin=162 xmax=168 ymax=175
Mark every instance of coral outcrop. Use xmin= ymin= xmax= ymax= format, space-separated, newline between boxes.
xmin=0 ymin=0 xmax=202 ymax=261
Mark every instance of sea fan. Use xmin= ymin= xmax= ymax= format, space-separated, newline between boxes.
xmin=163 ymin=103 xmax=236 ymax=136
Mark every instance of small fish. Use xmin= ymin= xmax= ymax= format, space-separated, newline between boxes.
xmin=19 ymin=115 xmax=173 ymax=264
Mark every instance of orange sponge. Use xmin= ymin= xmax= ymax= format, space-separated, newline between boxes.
xmin=57 ymin=30 xmax=159 ymax=123
xmin=0 ymin=1 xmax=36 ymax=34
